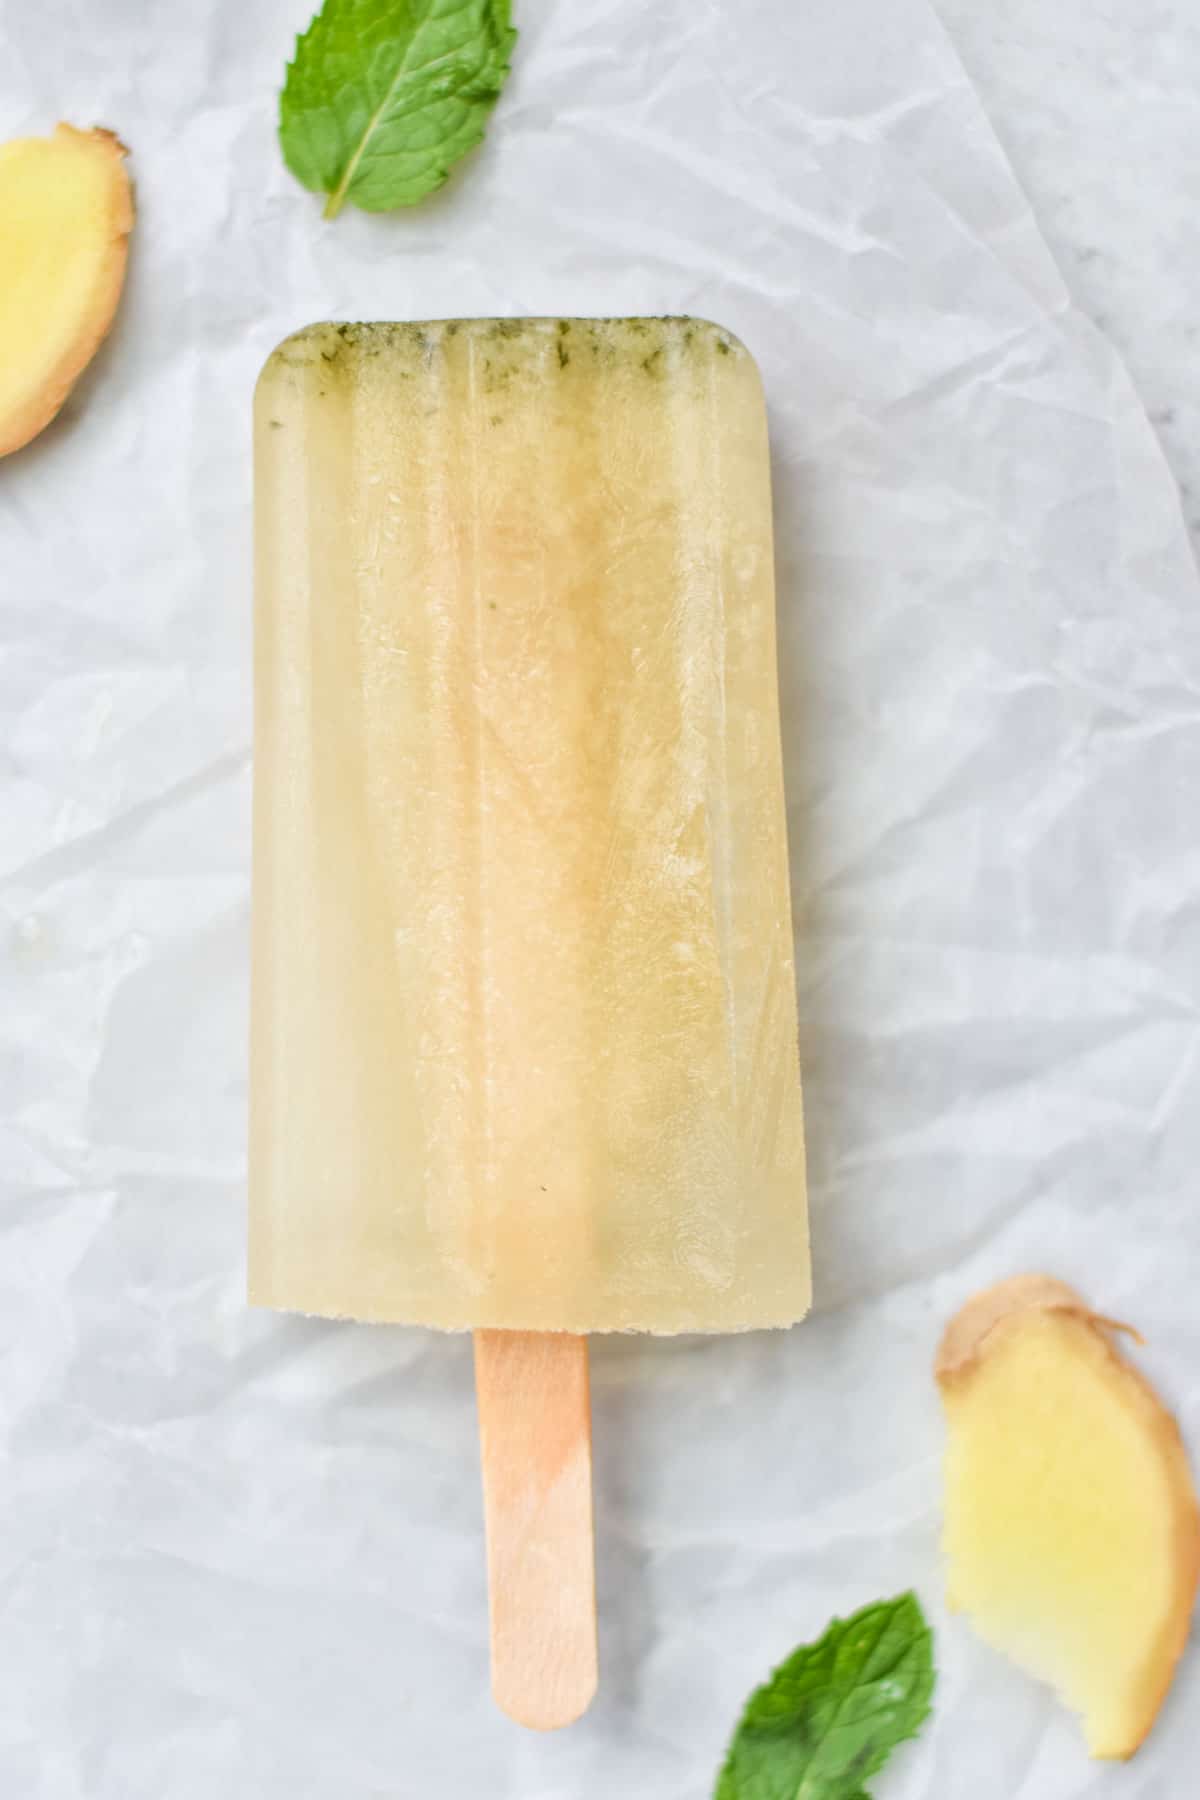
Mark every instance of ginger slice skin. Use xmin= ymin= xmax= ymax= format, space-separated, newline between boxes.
xmin=936 ymin=1274 xmax=1200 ymax=1759
xmin=0 ymin=124 xmax=133 ymax=457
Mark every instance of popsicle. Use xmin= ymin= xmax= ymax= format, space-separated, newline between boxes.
xmin=250 ymin=317 xmax=809 ymax=1723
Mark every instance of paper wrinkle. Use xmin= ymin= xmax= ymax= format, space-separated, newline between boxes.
xmin=3 ymin=0 xmax=1198 ymax=1792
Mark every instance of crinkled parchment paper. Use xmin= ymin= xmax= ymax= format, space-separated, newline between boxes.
xmin=2 ymin=1 xmax=1197 ymax=1794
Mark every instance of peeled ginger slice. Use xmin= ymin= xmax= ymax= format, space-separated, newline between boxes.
xmin=0 ymin=124 xmax=133 ymax=457
xmin=936 ymin=1275 xmax=1200 ymax=1758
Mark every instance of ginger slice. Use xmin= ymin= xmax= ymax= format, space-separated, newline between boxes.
xmin=0 ymin=124 xmax=133 ymax=457
xmin=936 ymin=1275 xmax=1199 ymax=1758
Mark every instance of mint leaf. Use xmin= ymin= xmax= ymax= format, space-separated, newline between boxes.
xmin=715 ymin=1593 xmax=934 ymax=1800
xmin=280 ymin=0 xmax=516 ymax=218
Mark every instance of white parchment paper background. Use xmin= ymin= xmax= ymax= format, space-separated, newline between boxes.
xmin=2 ymin=2 xmax=1198 ymax=1794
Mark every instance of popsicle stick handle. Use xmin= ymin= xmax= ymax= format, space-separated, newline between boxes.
xmin=473 ymin=1330 xmax=598 ymax=1730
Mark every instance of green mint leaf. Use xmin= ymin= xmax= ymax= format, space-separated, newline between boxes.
xmin=279 ymin=0 xmax=516 ymax=218
xmin=714 ymin=1593 xmax=935 ymax=1800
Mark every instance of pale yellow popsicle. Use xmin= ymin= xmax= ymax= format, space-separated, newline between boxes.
xmin=249 ymin=318 xmax=808 ymax=1332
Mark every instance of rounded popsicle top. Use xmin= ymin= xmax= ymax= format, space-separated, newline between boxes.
xmin=255 ymin=316 xmax=764 ymax=414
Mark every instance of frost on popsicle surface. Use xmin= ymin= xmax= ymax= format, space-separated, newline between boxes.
xmin=937 ymin=1275 xmax=1200 ymax=1758
xmin=0 ymin=124 xmax=133 ymax=457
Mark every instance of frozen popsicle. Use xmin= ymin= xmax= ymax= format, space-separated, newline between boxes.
xmin=250 ymin=316 xmax=808 ymax=1332
xmin=249 ymin=317 xmax=809 ymax=1724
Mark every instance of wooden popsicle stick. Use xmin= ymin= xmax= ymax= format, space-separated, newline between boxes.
xmin=473 ymin=1330 xmax=598 ymax=1730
